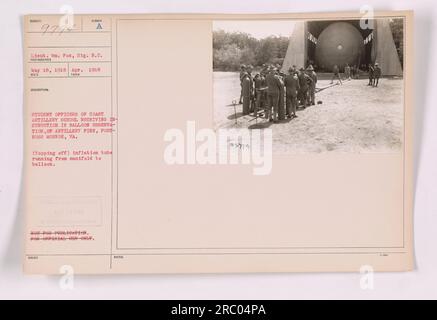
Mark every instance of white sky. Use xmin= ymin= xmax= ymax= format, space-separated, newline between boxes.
xmin=213 ymin=20 xmax=295 ymax=39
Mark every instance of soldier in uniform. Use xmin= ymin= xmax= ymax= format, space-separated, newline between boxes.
xmin=344 ymin=64 xmax=351 ymax=80
xmin=330 ymin=64 xmax=342 ymax=85
xmin=351 ymin=65 xmax=358 ymax=79
xmin=284 ymin=67 xmax=300 ymax=118
xmin=277 ymin=70 xmax=286 ymax=121
xmin=261 ymin=64 xmax=268 ymax=76
xmin=261 ymin=66 xmax=269 ymax=112
xmin=368 ymin=63 xmax=375 ymax=86
xmin=265 ymin=67 xmax=282 ymax=122
xmin=246 ymin=65 xmax=255 ymax=112
xmin=373 ymin=62 xmax=382 ymax=87
xmin=306 ymin=65 xmax=317 ymax=106
xmin=241 ymin=72 xmax=252 ymax=115
xmin=253 ymin=72 xmax=267 ymax=117
xmin=239 ymin=64 xmax=246 ymax=104
xmin=298 ymin=67 xmax=312 ymax=108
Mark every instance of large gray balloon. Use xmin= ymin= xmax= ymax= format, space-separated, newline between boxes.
xmin=315 ymin=22 xmax=364 ymax=71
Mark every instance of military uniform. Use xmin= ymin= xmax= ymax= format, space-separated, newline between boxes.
xmin=254 ymin=74 xmax=267 ymax=116
xmin=368 ymin=65 xmax=375 ymax=86
xmin=241 ymin=73 xmax=252 ymax=115
xmin=298 ymin=70 xmax=312 ymax=108
xmin=351 ymin=65 xmax=357 ymax=79
xmin=277 ymin=75 xmax=286 ymax=120
xmin=284 ymin=72 xmax=300 ymax=117
xmin=265 ymin=71 xmax=282 ymax=122
xmin=331 ymin=65 xmax=342 ymax=84
xmin=260 ymin=64 xmax=269 ymax=77
xmin=239 ymin=65 xmax=246 ymax=104
xmin=246 ymin=70 xmax=254 ymax=112
xmin=306 ymin=65 xmax=317 ymax=105
xmin=344 ymin=65 xmax=351 ymax=80
xmin=373 ymin=63 xmax=381 ymax=87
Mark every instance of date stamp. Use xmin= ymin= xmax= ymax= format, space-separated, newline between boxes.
xmin=34 ymin=195 xmax=102 ymax=227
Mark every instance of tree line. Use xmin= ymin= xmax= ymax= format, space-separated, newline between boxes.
xmin=213 ymin=30 xmax=289 ymax=71
xmin=389 ymin=18 xmax=404 ymax=67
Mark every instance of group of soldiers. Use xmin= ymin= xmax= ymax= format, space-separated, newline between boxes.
xmin=238 ymin=61 xmax=382 ymax=123
xmin=331 ymin=63 xmax=363 ymax=84
xmin=239 ymin=64 xmax=317 ymax=123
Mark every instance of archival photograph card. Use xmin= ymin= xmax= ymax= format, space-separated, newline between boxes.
xmin=23 ymin=11 xmax=414 ymax=274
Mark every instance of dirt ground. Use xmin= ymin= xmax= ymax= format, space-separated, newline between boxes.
xmin=213 ymin=72 xmax=404 ymax=153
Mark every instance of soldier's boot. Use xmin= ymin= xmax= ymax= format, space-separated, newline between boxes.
xmin=272 ymin=103 xmax=279 ymax=123
xmin=265 ymin=107 xmax=270 ymax=120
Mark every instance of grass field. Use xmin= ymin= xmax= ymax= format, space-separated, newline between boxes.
xmin=213 ymin=72 xmax=404 ymax=154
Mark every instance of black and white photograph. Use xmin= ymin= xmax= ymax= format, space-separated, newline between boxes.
xmin=213 ymin=18 xmax=404 ymax=153
xmin=5 ymin=0 xmax=437 ymax=302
